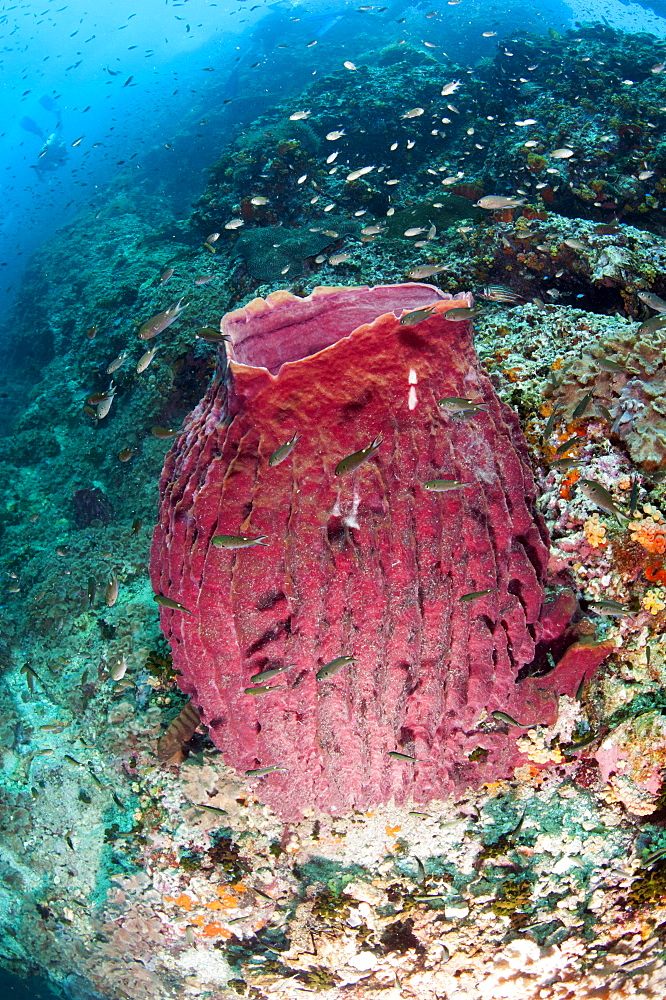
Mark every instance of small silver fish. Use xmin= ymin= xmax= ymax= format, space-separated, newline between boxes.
xmin=438 ymin=396 xmax=486 ymax=413
xmin=491 ymin=710 xmax=530 ymax=727
xmin=137 ymin=346 xmax=159 ymax=373
xmin=212 ymin=534 xmax=269 ymax=549
xmin=578 ymin=479 xmax=628 ymax=523
xmin=475 ymin=195 xmax=525 ymax=209
xmin=250 ymin=665 xmax=292 ymax=683
xmin=638 ymin=291 xmax=666 ymax=313
xmin=556 ymin=436 xmax=580 ymax=456
xmin=460 ymin=588 xmax=497 ymax=602
xmin=641 ymin=846 xmax=666 ymax=867
xmin=542 ymin=406 xmax=561 ymax=441
xmin=105 ymin=572 xmax=118 ymax=608
xmin=590 ymin=356 xmax=637 ymax=376
xmin=563 ymin=238 xmax=587 ymax=251
xmin=138 ymin=298 xmax=188 ymax=340
xmin=442 ymin=307 xmax=477 ymax=321
xmin=196 ymin=327 xmax=230 ymax=344
xmin=244 ymin=685 xmax=280 ymax=695
xmin=268 ymin=433 xmax=300 ymax=467
xmin=454 ymin=406 xmax=486 ymax=420
xmin=587 ymin=599 xmax=635 ymax=618
xmin=154 ymin=594 xmax=193 ymax=614
xmin=316 ymin=655 xmax=356 ymax=680
xmin=637 ymin=314 xmax=666 ymax=336
xmin=400 ymin=305 xmax=436 ymax=325
xmin=407 ymin=264 xmax=448 ymax=279
xmin=571 ymin=392 xmax=593 ymax=420
xmin=550 ymin=458 xmax=582 ymax=470
xmin=334 ymin=435 xmax=382 ymax=476
xmin=106 ymin=351 xmax=128 ymax=374
xmin=96 ymin=390 xmax=116 ymax=420
xmin=245 ymin=765 xmax=287 ymax=776
xmin=423 ymin=479 xmax=473 ymax=491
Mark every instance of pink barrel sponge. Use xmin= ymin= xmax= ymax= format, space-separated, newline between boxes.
xmin=151 ymin=284 xmax=579 ymax=819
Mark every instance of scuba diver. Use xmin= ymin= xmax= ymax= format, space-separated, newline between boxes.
xmin=20 ymin=95 xmax=68 ymax=181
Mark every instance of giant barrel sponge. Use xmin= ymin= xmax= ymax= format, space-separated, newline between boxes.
xmin=150 ymin=284 xmax=586 ymax=819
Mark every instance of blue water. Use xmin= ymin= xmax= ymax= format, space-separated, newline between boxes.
xmin=0 ymin=969 xmax=63 ymax=1000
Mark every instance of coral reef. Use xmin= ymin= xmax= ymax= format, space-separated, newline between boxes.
xmin=4 ymin=18 xmax=666 ymax=1000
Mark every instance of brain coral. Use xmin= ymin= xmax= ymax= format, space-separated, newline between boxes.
xmin=550 ymin=323 xmax=666 ymax=471
xmin=151 ymin=284 xmax=586 ymax=820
